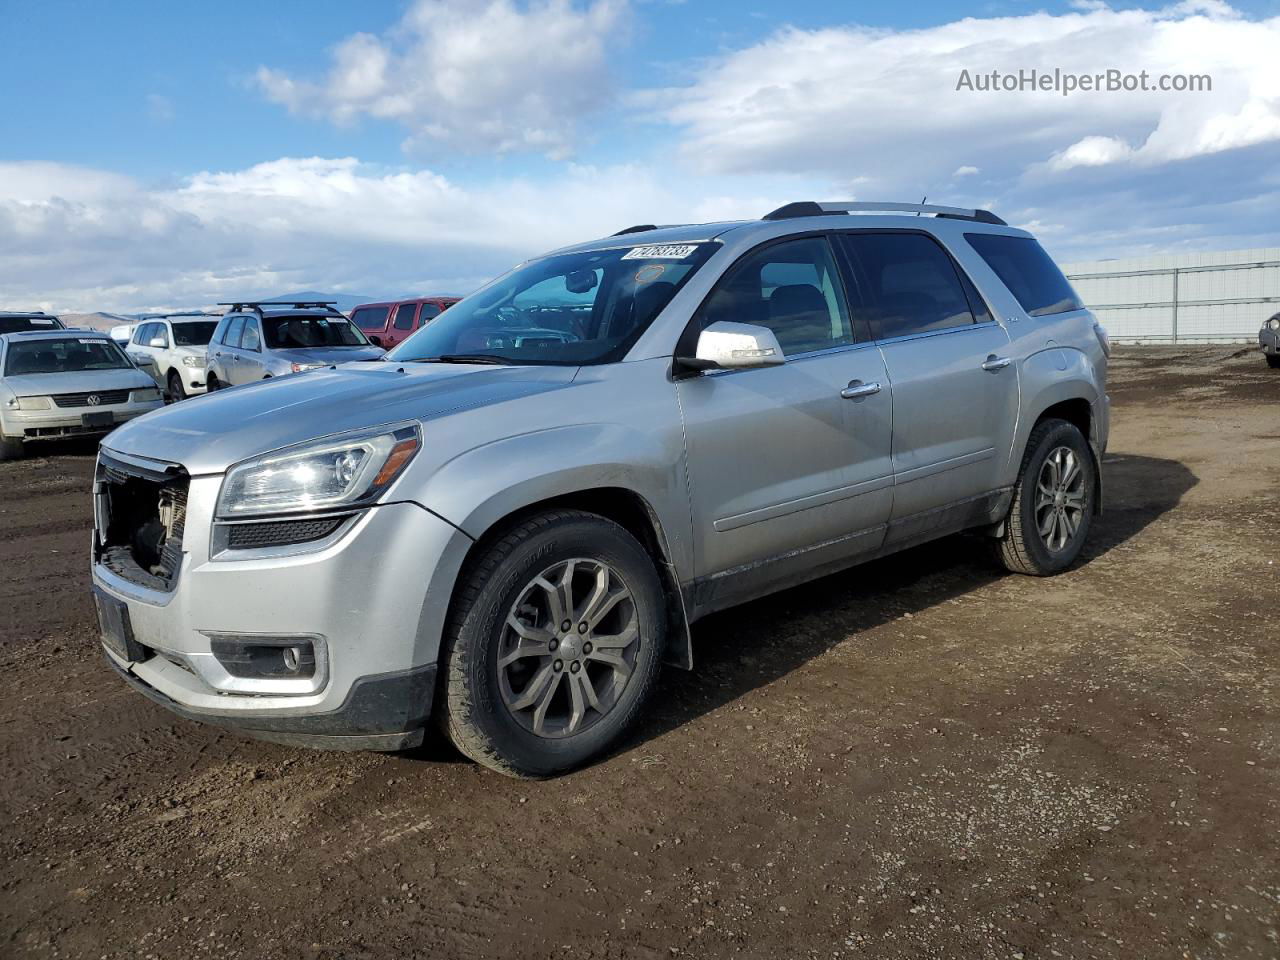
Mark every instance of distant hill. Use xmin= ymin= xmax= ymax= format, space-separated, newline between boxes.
xmin=59 ymin=312 xmax=134 ymax=332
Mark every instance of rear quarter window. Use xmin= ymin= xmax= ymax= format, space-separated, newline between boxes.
xmin=965 ymin=233 xmax=1084 ymax=317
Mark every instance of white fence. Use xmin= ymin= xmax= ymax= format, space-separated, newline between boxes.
xmin=1062 ymin=248 xmax=1280 ymax=343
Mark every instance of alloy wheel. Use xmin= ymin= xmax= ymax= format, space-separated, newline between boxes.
xmin=1035 ymin=445 xmax=1087 ymax=553
xmin=498 ymin=558 xmax=640 ymax=739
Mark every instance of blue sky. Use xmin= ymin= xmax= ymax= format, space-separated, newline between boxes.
xmin=2 ymin=0 xmax=1279 ymax=311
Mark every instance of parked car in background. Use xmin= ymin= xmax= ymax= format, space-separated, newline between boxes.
xmin=109 ymin=323 xmax=136 ymax=347
xmin=0 ymin=311 xmax=65 ymax=335
xmin=1261 ymin=312 xmax=1280 ymax=368
xmin=92 ymin=200 xmax=1109 ymax=778
xmin=204 ymin=301 xmax=384 ymax=389
xmin=126 ymin=316 xmax=221 ymax=401
xmin=351 ymin=297 xmax=460 ymax=349
xmin=0 ymin=330 xmax=162 ymax=459
xmin=125 ymin=313 xmax=221 ymax=402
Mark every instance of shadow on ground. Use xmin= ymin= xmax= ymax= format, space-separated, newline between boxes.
xmin=626 ymin=452 xmax=1198 ymax=750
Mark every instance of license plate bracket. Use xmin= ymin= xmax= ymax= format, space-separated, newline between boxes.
xmin=82 ymin=411 xmax=115 ymax=429
xmin=93 ymin=587 xmax=149 ymax=662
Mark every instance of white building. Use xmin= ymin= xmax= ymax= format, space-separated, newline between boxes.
xmin=1061 ymin=248 xmax=1280 ymax=343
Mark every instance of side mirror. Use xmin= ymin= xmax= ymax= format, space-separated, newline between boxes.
xmin=678 ymin=321 xmax=785 ymax=373
xmin=148 ymin=337 xmax=166 ymax=348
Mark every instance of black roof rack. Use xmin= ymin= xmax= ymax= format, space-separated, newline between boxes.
xmin=762 ymin=201 xmax=1006 ymax=226
xmin=612 ymin=224 xmax=659 ymax=236
xmin=217 ymin=301 xmax=344 ymax=316
xmin=138 ymin=311 xmax=218 ymax=320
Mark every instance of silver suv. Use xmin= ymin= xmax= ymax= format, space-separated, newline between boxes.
xmin=204 ymin=301 xmax=384 ymax=388
xmin=91 ymin=201 xmax=1110 ymax=777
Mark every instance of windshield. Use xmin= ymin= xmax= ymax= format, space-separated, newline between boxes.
xmin=387 ymin=242 xmax=718 ymax=365
xmin=172 ymin=320 xmax=219 ymax=346
xmin=4 ymin=337 xmax=132 ymax=376
xmin=262 ymin=315 xmax=370 ymax=349
xmin=0 ymin=316 xmax=61 ymax=335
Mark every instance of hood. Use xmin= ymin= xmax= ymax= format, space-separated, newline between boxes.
xmin=103 ymin=361 xmax=578 ymax=475
xmin=270 ymin=345 xmax=386 ymax=366
xmin=4 ymin=367 xmax=155 ymax=397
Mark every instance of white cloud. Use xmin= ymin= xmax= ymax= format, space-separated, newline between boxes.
xmin=257 ymin=0 xmax=627 ymax=158
xmin=1049 ymin=135 xmax=1135 ymax=170
xmin=652 ymin=3 xmax=1280 ymax=187
xmin=0 ymin=158 xmax=825 ymax=313
xmin=953 ymin=165 xmax=980 ymax=177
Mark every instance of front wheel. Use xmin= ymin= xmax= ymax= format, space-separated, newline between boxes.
xmin=0 ymin=435 xmax=24 ymax=461
xmin=206 ymin=373 xmax=221 ymax=392
xmin=440 ymin=510 xmax=666 ymax=778
xmin=994 ymin=418 xmax=1096 ymax=576
xmin=1266 ymin=353 xmax=1280 ymax=369
xmin=166 ymin=371 xmax=187 ymax=403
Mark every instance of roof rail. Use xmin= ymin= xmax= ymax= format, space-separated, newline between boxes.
xmin=612 ymin=224 xmax=659 ymax=236
xmin=762 ymin=201 xmax=1006 ymax=226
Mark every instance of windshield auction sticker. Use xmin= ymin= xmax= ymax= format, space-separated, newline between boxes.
xmin=621 ymin=244 xmax=699 ymax=260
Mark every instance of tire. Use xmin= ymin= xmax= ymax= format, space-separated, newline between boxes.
xmin=166 ymin=370 xmax=186 ymax=403
xmin=0 ymin=436 xmax=24 ymax=461
xmin=206 ymin=373 xmax=221 ymax=392
xmin=994 ymin=418 xmax=1096 ymax=576
xmin=440 ymin=509 xmax=666 ymax=778
xmin=1266 ymin=353 xmax=1280 ymax=369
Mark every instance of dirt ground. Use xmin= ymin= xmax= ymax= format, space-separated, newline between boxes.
xmin=2 ymin=346 xmax=1278 ymax=959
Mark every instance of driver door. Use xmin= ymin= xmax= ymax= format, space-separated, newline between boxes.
xmin=676 ymin=235 xmax=894 ymax=609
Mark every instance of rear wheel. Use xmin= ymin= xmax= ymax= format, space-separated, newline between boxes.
xmin=166 ymin=370 xmax=187 ymax=403
xmin=206 ymin=373 xmax=221 ymax=391
xmin=440 ymin=509 xmax=666 ymax=778
xmin=0 ymin=436 xmax=24 ymax=461
xmin=994 ymin=418 xmax=1096 ymax=576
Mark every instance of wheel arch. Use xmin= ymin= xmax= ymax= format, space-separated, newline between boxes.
xmin=453 ymin=485 xmax=694 ymax=670
xmin=1023 ymin=390 xmax=1104 ymax=517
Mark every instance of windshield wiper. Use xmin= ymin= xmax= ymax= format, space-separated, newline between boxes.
xmin=410 ymin=354 xmax=514 ymax=365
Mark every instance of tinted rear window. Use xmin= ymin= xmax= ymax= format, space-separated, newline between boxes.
xmin=0 ymin=316 xmax=60 ymax=334
xmin=352 ymin=307 xmax=390 ymax=331
xmin=965 ymin=234 xmax=1083 ymax=317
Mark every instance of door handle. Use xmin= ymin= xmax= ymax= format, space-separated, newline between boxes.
xmin=840 ymin=380 xmax=882 ymax=400
xmin=982 ymin=355 xmax=1012 ymax=372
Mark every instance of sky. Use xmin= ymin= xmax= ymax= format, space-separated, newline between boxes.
xmin=2 ymin=0 xmax=1279 ymax=313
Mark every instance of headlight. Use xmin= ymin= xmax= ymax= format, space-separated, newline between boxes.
xmin=215 ymin=424 xmax=421 ymax=518
xmin=182 ymin=355 xmax=205 ymax=368
xmin=11 ymin=396 xmax=52 ymax=411
xmin=131 ymin=388 xmax=162 ymax=403
xmin=1269 ymin=318 xmax=1280 ymax=331
xmin=290 ymin=362 xmax=325 ymax=374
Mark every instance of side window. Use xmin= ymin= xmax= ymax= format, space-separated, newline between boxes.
xmin=392 ymin=303 xmax=417 ymax=331
xmin=134 ymin=322 xmax=154 ymax=345
xmin=698 ymin=236 xmax=853 ymax=356
xmin=156 ymin=324 xmax=171 ymax=349
xmin=225 ymin=316 xmax=246 ymax=348
xmin=418 ymin=303 xmax=442 ymax=326
xmin=964 ymin=233 xmax=1083 ymax=317
xmin=240 ymin=319 xmax=262 ymax=351
xmin=352 ymin=307 xmax=389 ymax=332
xmin=839 ymin=233 xmax=975 ymax=340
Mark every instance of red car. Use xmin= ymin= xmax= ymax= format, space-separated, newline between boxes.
xmin=350 ymin=297 xmax=460 ymax=349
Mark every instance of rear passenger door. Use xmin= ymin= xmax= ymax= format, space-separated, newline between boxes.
xmin=236 ymin=318 xmax=265 ymax=382
xmin=388 ymin=302 xmax=417 ymax=348
xmin=837 ymin=232 xmax=1019 ymax=535
xmin=218 ymin=316 xmax=247 ymax=384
